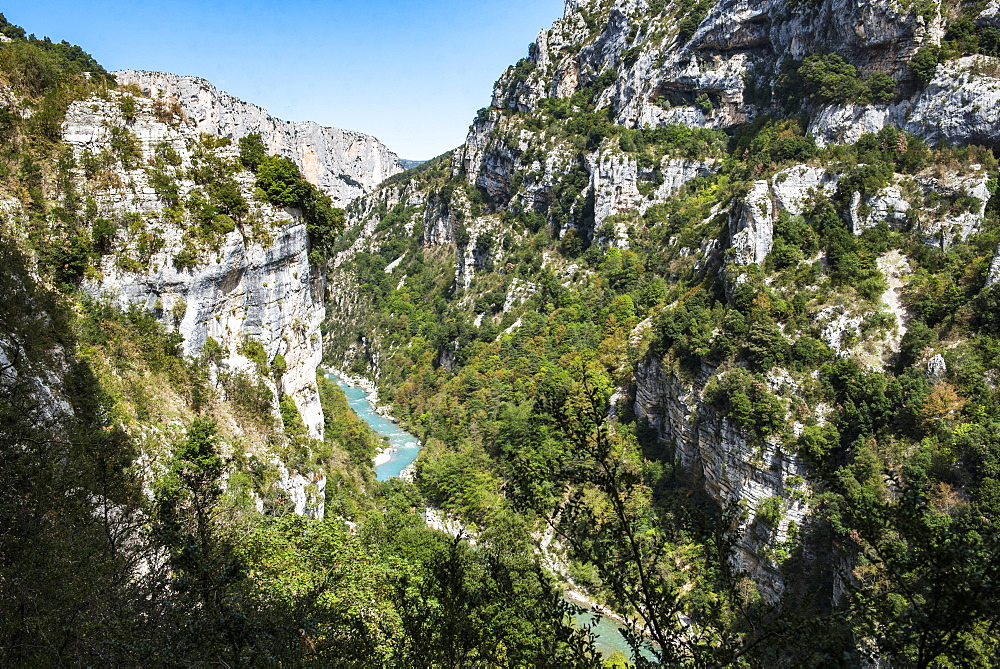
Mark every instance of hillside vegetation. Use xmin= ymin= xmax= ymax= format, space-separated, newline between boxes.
xmin=4 ymin=0 xmax=1000 ymax=666
xmin=0 ymin=14 xmax=596 ymax=666
xmin=324 ymin=0 xmax=1000 ymax=664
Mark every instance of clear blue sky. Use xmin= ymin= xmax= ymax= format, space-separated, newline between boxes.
xmin=3 ymin=1 xmax=564 ymax=159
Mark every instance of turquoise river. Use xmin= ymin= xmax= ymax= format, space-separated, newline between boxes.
xmin=327 ymin=372 xmax=656 ymax=663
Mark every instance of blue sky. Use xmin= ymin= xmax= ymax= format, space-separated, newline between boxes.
xmin=3 ymin=1 xmax=564 ymax=159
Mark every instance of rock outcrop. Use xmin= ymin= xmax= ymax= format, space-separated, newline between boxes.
xmin=987 ymin=245 xmax=1000 ymax=287
xmin=64 ymin=88 xmax=326 ymax=439
xmin=633 ymin=357 xmax=809 ymax=601
xmin=591 ymin=152 xmax=715 ymax=243
xmin=115 ymin=70 xmax=404 ymax=206
xmin=850 ymin=167 xmax=992 ymax=248
xmin=903 ymin=57 xmax=1000 ymax=150
xmin=730 ymin=165 xmax=839 ymax=266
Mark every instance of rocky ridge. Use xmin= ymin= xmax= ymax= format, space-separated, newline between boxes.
xmin=115 ymin=70 xmax=404 ymax=207
xmin=487 ymin=0 xmax=1000 ymax=146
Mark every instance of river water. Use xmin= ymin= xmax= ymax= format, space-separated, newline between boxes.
xmin=326 ymin=372 xmax=655 ymax=663
xmin=572 ymin=608 xmax=658 ymax=664
xmin=327 ymin=374 xmax=421 ymax=481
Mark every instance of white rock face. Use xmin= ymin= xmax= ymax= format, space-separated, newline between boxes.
xmin=276 ymin=465 xmax=326 ymax=519
xmin=850 ymin=168 xmax=991 ymax=247
xmin=492 ymin=0 xmax=936 ymax=135
xmin=810 ymin=105 xmax=895 ymax=147
xmin=633 ymin=358 xmax=809 ymax=601
xmin=849 ymin=186 xmax=910 ymax=234
xmin=0 ymin=329 xmax=75 ymax=428
xmin=591 ymin=151 xmax=715 ymax=242
xmin=115 ymin=70 xmax=403 ymax=206
xmin=770 ymin=165 xmax=840 ymax=214
xmin=810 ymin=57 xmax=1000 ymax=150
xmin=731 ymin=180 xmax=774 ymax=266
xmin=730 ymin=165 xmax=838 ymax=265
xmin=987 ymin=245 xmax=1000 ymax=287
xmin=724 ymin=157 xmax=987 ymax=265
xmin=477 ymin=0 xmax=1000 ymax=162
xmin=926 ymin=354 xmax=948 ymax=384
xmin=904 ymin=57 xmax=1000 ymax=149
xmin=64 ymin=90 xmax=326 ymax=439
xmin=818 ymin=306 xmax=866 ymax=357
xmin=97 ymin=222 xmax=326 ymax=439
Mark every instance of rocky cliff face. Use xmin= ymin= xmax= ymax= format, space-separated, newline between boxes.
xmin=63 ymin=88 xmax=326 ymax=439
xmin=115 ymin=70 xmax=404 ymax=207
xmin=327 ymin=0 xmax=1000 ymax=602
xmin=463 ymin=0 xmax=998 ymax=215
xmin=633 ymin=357 xmax=809 ymax=601
xmin=484 ymin=0 xmax=1000 ymax=146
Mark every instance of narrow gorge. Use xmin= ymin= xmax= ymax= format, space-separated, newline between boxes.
xmin=2 ymin=0 xmax=1000 ymax=665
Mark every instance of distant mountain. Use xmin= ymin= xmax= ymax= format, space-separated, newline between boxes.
xmin=398 ymin=158 xmax=427 ymax=170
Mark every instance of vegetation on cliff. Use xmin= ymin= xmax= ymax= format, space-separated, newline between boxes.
xmin=4 ymin=3 xmax=1000 ymax=667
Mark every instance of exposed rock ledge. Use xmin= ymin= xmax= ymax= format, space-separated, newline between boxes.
xmin=811 ymin=56 xmax=1000 ymax=150
xmin=64 ymin=90 xmax=326 ymax=439
xmin=634 ymin=357 xmax=810 ymax=602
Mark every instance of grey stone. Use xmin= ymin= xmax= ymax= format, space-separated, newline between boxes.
xmin=926 ymin=354 xmax=948 ymax=384
xmin=115 ymin=70 xmax=403 ymax=206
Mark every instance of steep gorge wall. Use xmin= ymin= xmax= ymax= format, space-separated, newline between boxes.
xmin=115 ymin=70 xmax=404 ymax=207
xmin=633 ymin=357 xmax=810 ymax=600
xmin=63 ymin=89 xmax=326 ymax=438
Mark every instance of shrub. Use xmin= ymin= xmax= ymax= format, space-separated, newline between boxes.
xmin=909 ymin=45 xmax=941 ymax=84
xmin=677 ymin=0 xmax=715 ymax=42
xmin=279 ymin=393 xmax=307 ymax=436
xmin=270 ymin=353 xmax=287 ymax=378
xmin=864 ymin=72 xmax=896 ymax=103
xmin=799 ymin=54 xmax=865 ymax=104
xmin=238 ymin=133 xmax=267 ymax=173
xmin=91 ymin=217 xmax=117 ymax=254
xmin=173 ymin=246 xmax=198 ymax=271
xmin=106 ymin=124 xmax=142 ymax=170
xmin=796 ymin=54 xmax=898 ymax=106
xmin=705 ymin=367 xmax=787 ymax=439
xmin=757 ymin=495 xmax=784 ymax=527
xmin=221 ymin=371 xmax=274 ymax=428
xmin=155 ymin=142 xmax=183 ymax=167
xmin=768 ymin=212 xmax=818 ymax=270
xmin=239 ymin=336 xmax=268 ymax=374
xmin=147 ymin=169 xmax=180 ymax=207
xmin=255 ymin=154 xmax=345 ymax=262
xmin=208 ymin=179 xmax=248 ymax=220
xmin=730 ymin=117 xmax=816 ymax=176
xmin=202 ymin=336 xmax=224 ymax=363
xmin=118 ymin=95 xmax=137 ymax=124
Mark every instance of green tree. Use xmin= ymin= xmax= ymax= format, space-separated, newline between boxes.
xmin=153 ymin=418 xmax=251 ymax=666
xmin=909 ymin=45 xmax=941 ymax=84
xmin=238 ymin=132 xmax=268 ymax=173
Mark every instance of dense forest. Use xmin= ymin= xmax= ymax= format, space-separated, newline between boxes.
xmin=3 ymin=0 xmax=1000 ymax=666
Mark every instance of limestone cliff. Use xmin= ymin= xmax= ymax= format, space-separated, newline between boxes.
xmin=633 ymin=357 xmax=810 ymax=601
xmin=483 ymin=0 xmax=1000 ymax=147
xmin=63 ymin=88 xmax=327 ymax=438
xmin=115 ymin=70 xmax=404 ymax=207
